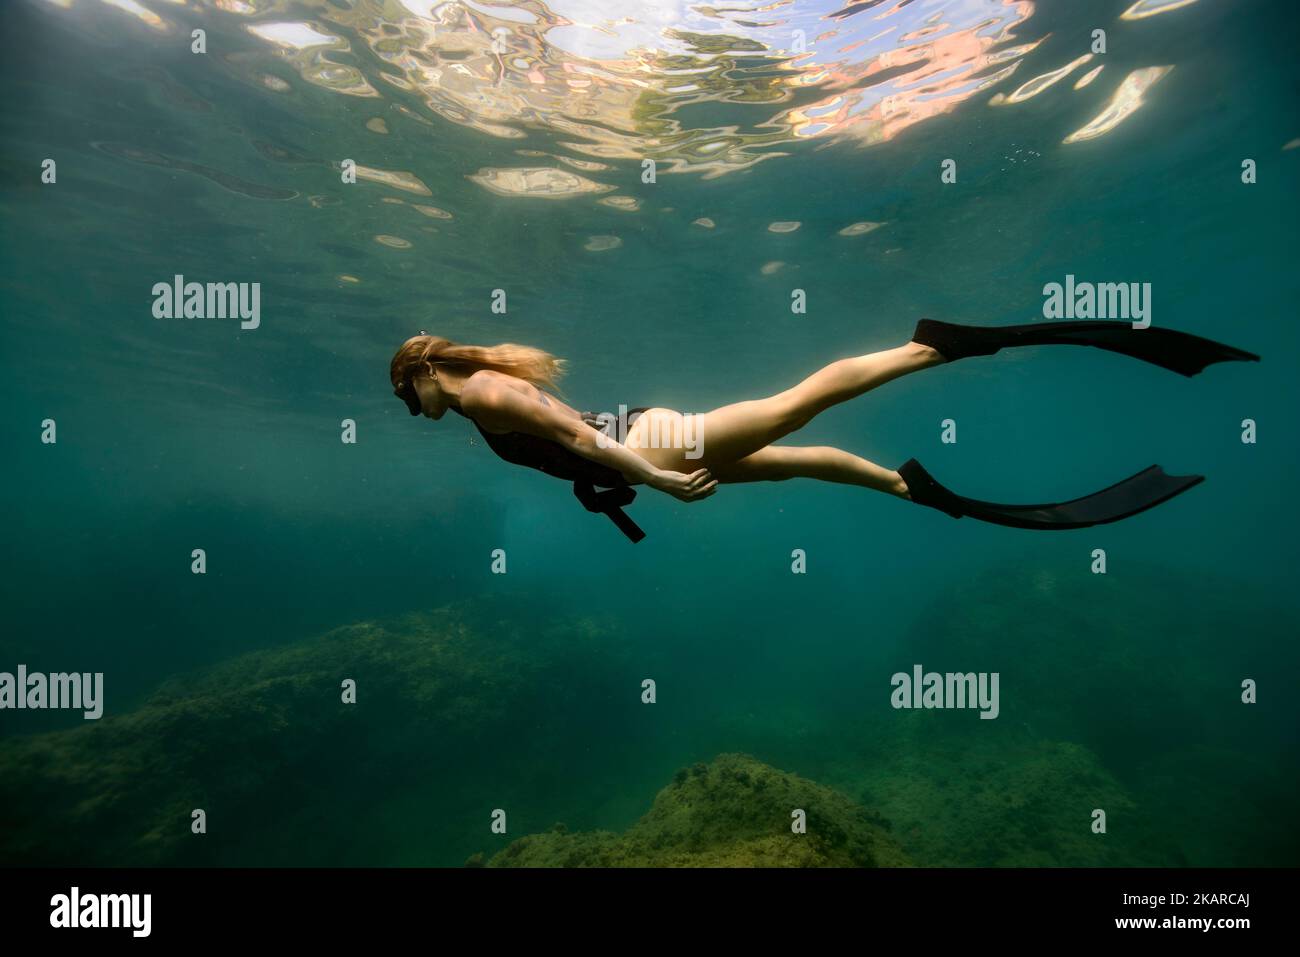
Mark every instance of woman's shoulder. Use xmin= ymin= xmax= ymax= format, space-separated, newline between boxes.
xmin=460 ymin=369 xmax=524 ymax=408
xmin=460 ymin=371 xmax=580 ymax=431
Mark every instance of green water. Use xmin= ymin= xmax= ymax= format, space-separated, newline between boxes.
xmin=1 ymin=0 xmax=1297 ymax=867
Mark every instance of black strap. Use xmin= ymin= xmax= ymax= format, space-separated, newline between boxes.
xmin=573 ymin=481 xmax=646 ymax=543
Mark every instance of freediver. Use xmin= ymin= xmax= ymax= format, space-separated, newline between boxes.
xmin=390 ymin=319 xmax=1259 ymax=542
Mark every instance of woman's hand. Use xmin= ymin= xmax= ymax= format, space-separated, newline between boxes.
xmin=650 ymin=467 xmax=718 ymax=503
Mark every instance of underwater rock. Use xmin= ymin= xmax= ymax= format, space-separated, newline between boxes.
xmin=698 ymin=704 xmax=1180 ymax=865
xmin=866 ymin=559 xmax=1300 ymax=864
xmin=483 ymin=752 xmax=910 ymax=867
xmin=902 ymin=562 xmax=1296 ymax=766
xmin=0 ymin=604 xmax=642 ymax=866
xmin=833 ymin=727 xmax=1180 ymax=867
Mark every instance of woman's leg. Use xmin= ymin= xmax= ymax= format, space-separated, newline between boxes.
xmin=710 ymin=445 xmax=911 ymax=498
xmin=698 ymin=340 xmax=943 ymax=468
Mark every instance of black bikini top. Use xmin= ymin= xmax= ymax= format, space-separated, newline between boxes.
xmin=449 ymin=404 xmax=650 ymax=542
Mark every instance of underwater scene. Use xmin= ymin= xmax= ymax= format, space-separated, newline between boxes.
xmin=1 ymin=0 xmax=1298 ymax=869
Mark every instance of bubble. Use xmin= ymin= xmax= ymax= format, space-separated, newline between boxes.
xmin=598 ymin=196 xmax=640 ymax=211
xmin=468 ymin=166 xmax=614 ymax=198
xmin=838 ymin=222 xmax=885 ymax=236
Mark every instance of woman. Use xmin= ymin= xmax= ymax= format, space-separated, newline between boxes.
xmin=391 ymin=319 xmax=1257 ymax=539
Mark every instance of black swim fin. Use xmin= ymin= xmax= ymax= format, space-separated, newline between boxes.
xmin=912 ymin=318 xmax=1259 ymax=377
xmin=897 ymin=458 xmax=1204 ymax=530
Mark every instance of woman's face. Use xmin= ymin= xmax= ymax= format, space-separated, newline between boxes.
xmin=411 ymin=374 xmax=448 ymax=419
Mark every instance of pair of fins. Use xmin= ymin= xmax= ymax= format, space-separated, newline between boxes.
xmin=899 ymin=318 xmax=1259 ymax=530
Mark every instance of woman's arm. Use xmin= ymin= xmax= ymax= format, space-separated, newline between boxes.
xmin=461 ymin=374 xmax=717 ymax=503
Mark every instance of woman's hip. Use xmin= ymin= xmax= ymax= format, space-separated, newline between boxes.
xmin=623 ymin=408 xmax=708 ymax=471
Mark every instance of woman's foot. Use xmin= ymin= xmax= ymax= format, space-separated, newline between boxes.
xmin=907 ymin=339 xmax=946 ymax=365
xmin=911 ymin=318 xmax=1002 ymax=362
xmin=891 ymin=470 xmax=913 ymax=500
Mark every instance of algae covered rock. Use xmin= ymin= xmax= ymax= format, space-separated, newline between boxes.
xmin=485 ymin=752 xmax=910 ymax=867
xmin=840 ymin=726 xmax=1179 ymax=867
xmin=0 ymin=603 xmax=645 ymax=866
xmin=904 ymin=562 xmax=1295 ymax=765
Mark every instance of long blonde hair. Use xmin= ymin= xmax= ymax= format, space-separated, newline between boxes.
xmin=389 ymin=334 xmax=567 ymax=392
